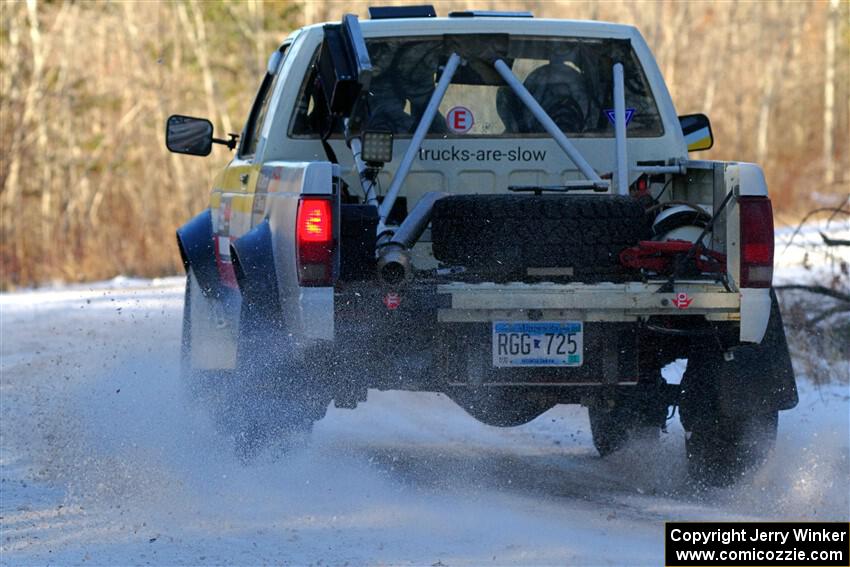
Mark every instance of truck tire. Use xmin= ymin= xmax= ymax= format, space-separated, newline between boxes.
xmin=684 ymin=408 xmax=777 ymax=487
xmin=681 ymin=350 xmax=778 ymax=486
xmin=588 ymin=407 xmax=656 ymax=456
xmin=431 ymin=194 xmax=649 ymax=274
xmin=587 ymin=377 xmax=672 ymax=456
xmin=180 ymin=270 xmax=202 ymax=396
xmin=588 ymin=391 xmax=666 ymax=456
xmin=679 ymin=292 xmax=791 ymax=485
xmin=223 ymin=290 xmax=332 ymax=459
xmin=180 ymin=269 xmax=235 ymax=403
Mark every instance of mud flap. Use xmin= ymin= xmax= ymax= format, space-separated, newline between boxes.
xmin=681 ymin=290 xmax=798 ymax=428
xmin=176 ymin=210 xmax=220 ymax=298
xmin=230 ymin=220 xmax=283 ymax=329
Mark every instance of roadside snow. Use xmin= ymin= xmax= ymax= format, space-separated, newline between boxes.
xmin=773 ymin=218 xmax=849 ymax=285
xmin=0 ymin=276 xmax=183 ymax=310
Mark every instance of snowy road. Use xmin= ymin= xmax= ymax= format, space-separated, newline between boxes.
xmin=1 ymin=278 xmax=848 ymax=566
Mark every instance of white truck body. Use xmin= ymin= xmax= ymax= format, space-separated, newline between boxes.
xmin=210 ymin=17 xmax=771 ymax=352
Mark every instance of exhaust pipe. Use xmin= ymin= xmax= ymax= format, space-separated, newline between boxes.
xmin=377 ymin=245 xmax=413 ymax=286
xmin=376 ymin=191 xmax=448 ymax=286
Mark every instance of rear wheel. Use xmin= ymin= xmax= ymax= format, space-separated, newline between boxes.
xmin=588 ymin=391 xmax=665 ymax=456
xmin=680 ymin=351 xmax=779 ymax=486
xmin=679 ymin=293 xmax=791 ymax=486
xmin=223 ymin=290 xmax=332 ymax=459
xmin=588 ymin=355 xmax=670 ymax=455
xmin=180 ymin=269 xmax=235 ymax=403
xmin=684 ymin=408 xmax=777 ymax=486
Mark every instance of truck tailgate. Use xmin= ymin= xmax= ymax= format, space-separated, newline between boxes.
xmin=437 ymin=281 xmax=739 ymax=322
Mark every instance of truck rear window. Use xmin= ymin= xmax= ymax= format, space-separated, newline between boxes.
xmin=290 ymin=34 xmax=664 ymax=139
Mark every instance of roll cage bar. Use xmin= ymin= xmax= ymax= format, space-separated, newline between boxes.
xmin=318 ymin=15 xmax=632 ymax=236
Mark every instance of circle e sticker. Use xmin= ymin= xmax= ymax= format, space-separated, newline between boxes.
xmin=446 ymin=106 xmax=474 ymax=134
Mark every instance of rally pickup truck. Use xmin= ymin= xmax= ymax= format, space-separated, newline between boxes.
xmin=167 ymin=7 xmax=797 ymax=485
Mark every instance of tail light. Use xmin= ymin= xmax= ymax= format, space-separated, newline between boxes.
xmin=738 ymin=196 xmax=774 ymax=288
xmin=296 ymin=197 xmax=335 ymax=286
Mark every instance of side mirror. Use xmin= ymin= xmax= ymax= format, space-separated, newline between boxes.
xmin=679 ymin=113 xmax=714 ymax=152
xmin=166 ymin=115 xmax=214 ymax=156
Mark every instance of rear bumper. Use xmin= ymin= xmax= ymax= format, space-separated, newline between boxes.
xmin=437 ymin=280 xmax=739 ymax=323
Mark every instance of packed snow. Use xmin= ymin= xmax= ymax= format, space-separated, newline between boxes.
xmin=1 ymin=226 xmax=848 ymax=566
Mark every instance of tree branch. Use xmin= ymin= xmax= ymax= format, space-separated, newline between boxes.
xmin=780 ymin=206 xmax=850 ymax=253
xmin=775 ymin=285 xmax=850 ymax=303
xmin=820 ymin=232 xmax=850 ymax=247
xmin=809 ymin=304 xmax=850 ymax=325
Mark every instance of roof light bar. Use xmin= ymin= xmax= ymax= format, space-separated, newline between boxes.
xmin=368 ymin=5 xmax=436 ymax=19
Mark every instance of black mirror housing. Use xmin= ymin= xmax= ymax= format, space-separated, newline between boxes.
xmin=318 ymin=14 xmax=372 ymax=119
xmin=679 ymin=113 xmax=714 ymax=152
xmin=166 ymin=115 xmax=214 ymax=156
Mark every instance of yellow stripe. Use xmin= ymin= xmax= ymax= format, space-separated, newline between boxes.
xmin=231 ymin=195 xmax=253 ymax=213
xmin=216 ymin=164 xmax=263 ymax=194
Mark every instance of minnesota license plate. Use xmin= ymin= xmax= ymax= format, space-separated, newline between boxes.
xmin=492 ymin=321 xmax=583 ymax=367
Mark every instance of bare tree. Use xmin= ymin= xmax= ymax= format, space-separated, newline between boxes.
xmin=1 ymin=0 xmax=848 ymax=288
xmin=823 ymin=0 xmax=839 ymax=187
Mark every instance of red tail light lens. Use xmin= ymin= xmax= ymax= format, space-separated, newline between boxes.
xmin=739 ymin=196 xmax=774 ymax=288
xmin=298 ymin=199 xmax=332 ymax=243
xmin=296 ymin=198 xmax=334 ymax=286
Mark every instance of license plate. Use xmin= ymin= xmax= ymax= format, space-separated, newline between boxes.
xmin=492 ymin=321 xmax=583 ymax=367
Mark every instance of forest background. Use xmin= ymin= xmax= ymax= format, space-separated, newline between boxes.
xmin=0 ymin=0 xmax=847 ymax=288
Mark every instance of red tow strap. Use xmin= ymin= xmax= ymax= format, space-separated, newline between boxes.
xmin=619 ymin=240 xmax=727 ymax=274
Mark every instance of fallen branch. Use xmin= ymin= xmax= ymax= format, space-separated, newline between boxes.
xmin=809 ymin=304 xmax=850 ymax=325
xmin=775 ymin=284 xmax=850 ymax=303
xmin=780 ymin=206 xmax=850 ymax=253
xmin=820 ymin=232 xmax=850 ymax=247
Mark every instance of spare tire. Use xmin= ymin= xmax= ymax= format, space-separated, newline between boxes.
xmin=431 ymin=194 xmax=650 ymax=274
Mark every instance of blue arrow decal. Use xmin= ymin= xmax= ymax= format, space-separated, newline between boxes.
xmin=604 ymin=108 xmax=635 ymax=126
